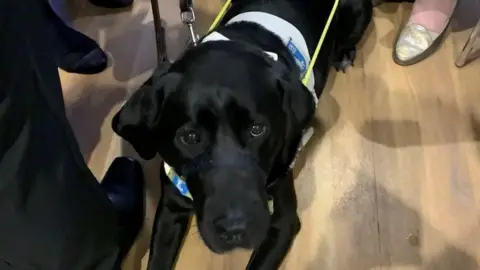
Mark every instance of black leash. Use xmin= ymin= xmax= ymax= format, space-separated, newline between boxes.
xmin=150 ymin=0 xmax=168 ymax=62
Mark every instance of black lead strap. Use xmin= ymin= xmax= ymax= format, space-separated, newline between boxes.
xmin=151 ymin=0 xmax=168 ymax=62
xmin=179 ymin=0 xmax=194 ymax=12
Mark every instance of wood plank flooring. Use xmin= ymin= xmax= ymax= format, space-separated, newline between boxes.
xmin=57 ymin=0 xmax=480 ymax=268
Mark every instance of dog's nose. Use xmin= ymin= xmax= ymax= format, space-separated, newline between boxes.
xmin=214 ymin=212 xmax=247 ymax=244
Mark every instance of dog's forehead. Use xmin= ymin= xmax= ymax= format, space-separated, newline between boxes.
xmin=184 ymin=82 xmax=260 ymax=124
xmin=186 ymin=54 xmax=269 ymax=87
xmin=181 ymin=62 xmax=279 ymax=116
xmin=174 ymin=78 xmax=280 ymax=134
xmin=170 ymin=48 xmax=283 ymax=129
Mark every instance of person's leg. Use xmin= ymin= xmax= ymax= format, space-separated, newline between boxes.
xmin=407 ymin=0 xmax=456 ymax=32
xmin=45 ymin=0 xmax=134 ymax=75
xmin=46 ymin=1 xmax=109 ymax=74
xmin=393 ymin=0 xmax=457 ymax=65
xmin=0 ymin=0 xmax=143 ymax=269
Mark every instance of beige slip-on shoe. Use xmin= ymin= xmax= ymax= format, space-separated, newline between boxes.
xmin=393 ymin=0 xmax=458 ymax=66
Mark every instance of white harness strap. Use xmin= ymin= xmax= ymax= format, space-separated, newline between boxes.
xmin=201 ymin=31 xmax=280 ymax=61
xmin=202 ymin=12 xmax=318 ymax=104
xmin=227 ymin=12 xmax=315 ymax=95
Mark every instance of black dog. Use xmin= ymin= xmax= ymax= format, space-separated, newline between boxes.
xmin=112 ymin=0 xmax=372 ymax=268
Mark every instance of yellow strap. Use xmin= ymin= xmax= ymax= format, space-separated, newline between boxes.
xmin=207 ymin=0 xmax=340 ymax=87
xmin=301 ymin=0 xmax=339 ymax=86
xmin=208 ymin=0 xmax=233 ymax=32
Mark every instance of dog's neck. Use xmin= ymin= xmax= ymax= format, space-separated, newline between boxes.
xmin=202 ymin=11 xmax=316 ymax=100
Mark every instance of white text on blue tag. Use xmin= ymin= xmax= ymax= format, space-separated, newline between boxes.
xmin=287 ymin=38 xmax=307 ymax=74
xmin=172 ymin=175 xmax=190 ymax=196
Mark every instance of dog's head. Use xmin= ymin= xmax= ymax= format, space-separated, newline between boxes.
xmin=112 ymin=42 xmax=315 ymax=253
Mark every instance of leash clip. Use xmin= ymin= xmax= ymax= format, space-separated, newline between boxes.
xmin=181 ymin=7 xmax=199 ymax=46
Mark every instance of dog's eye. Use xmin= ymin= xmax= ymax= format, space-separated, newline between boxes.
xmin=249 ymin=124 xmax=266 ymax=137
xmin=180 ymin=130 xmax=201 ymax=145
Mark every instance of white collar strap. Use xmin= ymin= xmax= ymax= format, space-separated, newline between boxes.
xmin=201 ymin=31 xmax=279 ymax=61
xmin=201 ymin=11 xmax=316 ymax=102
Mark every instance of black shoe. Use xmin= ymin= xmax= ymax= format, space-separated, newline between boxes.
xmin=89 ymin=0 xmax=134 ymax=8
xmin=45 ymin=3 xmax=108 ymax=74
xmin=100 ymin=157 xmax=144 ymax=270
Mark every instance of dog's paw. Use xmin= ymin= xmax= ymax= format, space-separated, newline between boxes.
xmin=332 ymin=48 xmax=357 ymax=73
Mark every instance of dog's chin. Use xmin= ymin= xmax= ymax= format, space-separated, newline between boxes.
xmin=197 ymin=219 xmax=266 ymax=254
xmin=197 ymin=227 xmax=258 ymax=254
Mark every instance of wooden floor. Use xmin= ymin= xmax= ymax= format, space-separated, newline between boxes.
xmin=59 ymin=0 xmax=480 ymax=269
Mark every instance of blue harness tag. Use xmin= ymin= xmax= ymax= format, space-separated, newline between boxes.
xmin=172 ymin=175 xmax=190 ymax=197
xmin=165 ymin=163 xmax=193 ymax=200
xmin=286 ymin=38 xmax=307 ymax=74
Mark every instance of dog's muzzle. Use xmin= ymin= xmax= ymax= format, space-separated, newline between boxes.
xmin=179 ymin=149 xmax=267 ymax=181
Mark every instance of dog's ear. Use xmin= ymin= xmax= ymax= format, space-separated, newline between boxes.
xmin=269 ymin=63 xmax=316 ymax=170
xmin=280 ymin=78 xmax=315 ymax=130
xmin=270 ymin=64 xmax=316 ymax=130
xmin=112 ymin=65 xmax=182 ymax=160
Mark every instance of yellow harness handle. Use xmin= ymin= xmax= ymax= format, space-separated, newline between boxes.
xmin=207 ymin=0 xmax=340 ymax=87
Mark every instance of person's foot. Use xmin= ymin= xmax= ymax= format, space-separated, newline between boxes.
xmin=393 ymin=0 xmax=457 ymax=65
xmin=100 ymin=157 xmax=144 ymax=269
xmin=45 ymin=3 xmax=108 ymax=74
xmin=89 ymin=0 xmax=134 ymax=8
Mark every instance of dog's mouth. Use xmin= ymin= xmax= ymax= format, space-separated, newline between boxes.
xmin=196 ymin=196 xmax=271 ymax=253
xmin=191 ymin=167 xmax=270 ymax=253
xmin=177 ymin=151 xmax=273 ymax=252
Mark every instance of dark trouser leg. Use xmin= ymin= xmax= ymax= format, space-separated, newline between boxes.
xmin=0 ymin=0 xmax=142 ymax=269
xmin=45 ymin=0 xmax=108 ymax=74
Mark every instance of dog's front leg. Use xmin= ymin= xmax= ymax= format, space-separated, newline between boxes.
xmin=147 ymin=182 xmax=192 ymax=270
xmin=246 ymin=173 xmax=301 ymax=270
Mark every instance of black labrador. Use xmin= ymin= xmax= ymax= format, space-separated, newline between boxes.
xmin=112 ymin=0 xmax=372 ymax=268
